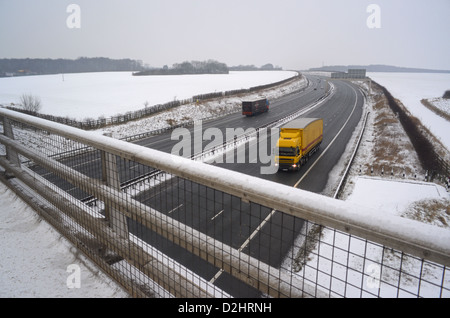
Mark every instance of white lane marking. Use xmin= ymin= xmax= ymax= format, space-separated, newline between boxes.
xmin=294 ymin=83 xmax=359 ymax=188
xmin=209 ymin=80 xmax=360 ymax=286
xmin=211 ymin=209 xmax=224 ymax=221
xmin=167 ymin=204 xmax=183 ymax=214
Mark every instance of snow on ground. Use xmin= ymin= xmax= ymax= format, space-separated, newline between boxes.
xmin=347 ymin=176 xmax=449 ymax=217
xmin=318 ymin=177 xmax=449 ymax=298
xmin=0 ymin=182 xmax=129 ymax=298
xmin=426 ymin=97 xmax=450 ymax=117
xmin=0 ymin=71 xmax=296 ymax=120
xmin=367 ymin=72 xmax=450 ymax=151
xmin=301 ymin=180 xmax=448 ymax=298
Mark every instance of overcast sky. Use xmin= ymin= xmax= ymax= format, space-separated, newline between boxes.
xmin=1 ymin=0 xmax=449 ymax=70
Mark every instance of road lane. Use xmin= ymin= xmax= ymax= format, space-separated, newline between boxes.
xmin=205 ymin=78 xmax=364 ymax=291
xmin=26 ymin=74 xmax=364 ymax=297
xmin=129 ymin=76 xmax=364 ymax=296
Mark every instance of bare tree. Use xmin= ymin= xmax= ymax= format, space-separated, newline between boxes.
xmin=20 ymin=93 xmax=42 ymax=113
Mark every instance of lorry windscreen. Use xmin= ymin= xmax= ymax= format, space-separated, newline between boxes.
xmin=278 ymin=147 xmax=296 ymax=156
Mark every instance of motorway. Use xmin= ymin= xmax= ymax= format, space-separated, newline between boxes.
xmin=128 ymin=75 xmax=365 ymax=296
xmin=133 ymin=76 xmax=363 ymax=194
xmin=28 ymin=74 xmax=364 ymax=297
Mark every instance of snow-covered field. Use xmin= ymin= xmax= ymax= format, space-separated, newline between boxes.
xmin=0 ymin=71 xmax=296 ymax=120
xmin=367 ymin=72 xmax=450 ymax=151
xmin=1 ymin=71 xmax=449 ymax=297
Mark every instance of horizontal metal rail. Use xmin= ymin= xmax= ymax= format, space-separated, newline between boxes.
xmin=1 ymin=107 xmax=450 ymax=297
xmin=2 ymin=107 xmax=449 ymax=265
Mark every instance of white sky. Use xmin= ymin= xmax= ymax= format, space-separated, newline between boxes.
xmin=1 ymin=0 xmax=449 ymax=70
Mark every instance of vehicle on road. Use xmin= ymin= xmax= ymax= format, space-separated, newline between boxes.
xmin=242 ymin=98 xmax=269 ymax=116
xmin=275 ymin=118 xmax=323 ymax=171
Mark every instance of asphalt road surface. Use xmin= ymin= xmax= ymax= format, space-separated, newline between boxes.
xmin=129 ymin=75 xmax=364 ymax=296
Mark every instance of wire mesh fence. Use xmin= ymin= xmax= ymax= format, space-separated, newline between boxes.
xmin=1 ymin=109 xmax=449 ymax=298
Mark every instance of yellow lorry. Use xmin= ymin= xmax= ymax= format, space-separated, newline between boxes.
xmin=275 ymin=118 xmax=323 ymax=171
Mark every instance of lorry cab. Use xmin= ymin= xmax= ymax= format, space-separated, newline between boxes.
xmin=276 ymin=131 xmax=302 ymax=171
xmin=275 ymin=118 xmax=323 ymax=171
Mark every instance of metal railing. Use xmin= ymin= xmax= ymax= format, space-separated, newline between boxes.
xmin=1 ymin=107 xmax=449 ymax=298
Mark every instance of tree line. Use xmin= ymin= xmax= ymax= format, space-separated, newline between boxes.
xmin=133 ymin=60 xmax=283 ymax=76
xmin=229 ymin=63 xmax=282 ymax=71
xmin=1 ymin=57 xmax=283 ymax=77
xmin=0 ymin=57 xmax=145 ymax=77
xmin=133 ymin=60 xmax=229 ymax=76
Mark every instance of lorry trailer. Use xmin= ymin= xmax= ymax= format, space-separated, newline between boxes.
xmin=242 ymin=98 xmax=269 ymax=116
xmin=275 ymin=118 xmax=323 ymax=171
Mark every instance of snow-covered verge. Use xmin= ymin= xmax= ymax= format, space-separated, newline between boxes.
xmin=0 ymin=182 xmax=129 ymax=298
xmin=296 ymin=176 xmax=449 ymax=298
xmin=348 ymin=177 xmax=449 ymax=228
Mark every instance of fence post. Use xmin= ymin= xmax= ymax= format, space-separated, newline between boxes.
xmin=2 ymin=117 xmax=21 ymax=168
xmin=102 ymin=133 xmax=128 ymax=238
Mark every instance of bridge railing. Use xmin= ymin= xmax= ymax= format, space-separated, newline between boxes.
xmin=1 ymin=107 xmax=449 ymax=298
